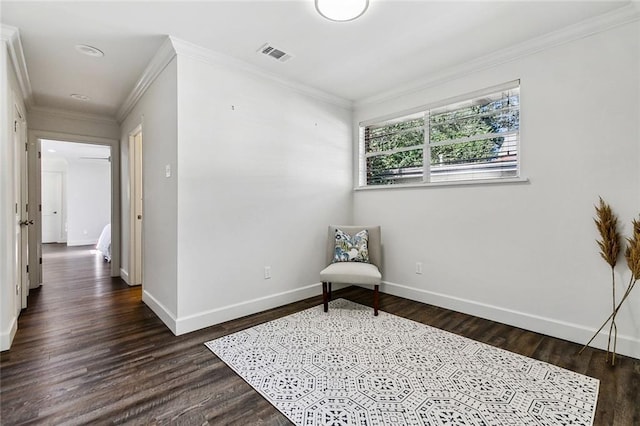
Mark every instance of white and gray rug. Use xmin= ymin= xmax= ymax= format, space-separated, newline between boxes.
xmin=205 ymin=299 xmax=598 ymax=426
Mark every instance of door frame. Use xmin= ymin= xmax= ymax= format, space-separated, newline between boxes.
xmin=27 ymin=130 xmax=120 ymax=286
xmin=128 ymin=124 xmax=143 ymax=287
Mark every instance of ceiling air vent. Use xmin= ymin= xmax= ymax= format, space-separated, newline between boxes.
xmin=258 ymin=43 xmax=293 ymax=63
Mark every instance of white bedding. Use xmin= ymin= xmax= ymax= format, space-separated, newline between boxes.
xmin=96 ymin=223 xmax=111 ymax=262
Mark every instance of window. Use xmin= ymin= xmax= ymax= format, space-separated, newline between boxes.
xmin=360 ymin=81 xmax=520 ymax=186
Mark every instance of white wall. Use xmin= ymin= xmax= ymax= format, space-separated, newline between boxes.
xmin=0 ymin=39 xmax=26 ymax=351
xmin=120 ymin=56 xmax=179 ymax=322
xmin=29 ymin=107 xmax=119 ymax=141
xmin=352 ymin=22 xmax=640 ymax=358
xmin=172 ymin=49 xmax=352 ymax=333
xmin=65 ymin=159 xmax=110 ymax=246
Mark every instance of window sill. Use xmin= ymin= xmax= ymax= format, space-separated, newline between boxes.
xmin=354 ymin=177 xmax=530 ymax=191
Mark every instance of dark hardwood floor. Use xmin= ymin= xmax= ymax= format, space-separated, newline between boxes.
xmin=1 ymin=244 xmax=638 ymax=425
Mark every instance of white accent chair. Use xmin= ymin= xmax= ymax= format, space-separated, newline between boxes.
xmin=320 ymin=225 xmax=382 ymax=315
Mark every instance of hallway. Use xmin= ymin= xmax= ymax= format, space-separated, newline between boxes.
xmin=0 ymin=244 xmax=299 ymax=424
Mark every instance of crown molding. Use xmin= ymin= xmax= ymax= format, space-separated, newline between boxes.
xmin=116 ymin=36 xmax=177 ymax=123
xmin=169 ymin=36 xmax=353 ymax=110
xmin=355 ymin=3 xmax=640 ymax=109
xmin=30 ymin=105 xmax=118 ymax=126
xmin=1 ymin=24 xmax=33 ymax=108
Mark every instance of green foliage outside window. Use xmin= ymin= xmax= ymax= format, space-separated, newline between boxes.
xmin=364 ymin=90 xmax=519 ymax=185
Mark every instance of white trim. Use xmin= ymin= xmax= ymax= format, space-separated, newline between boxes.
xmin=169 ymin=36 xmax=353 ymax=110
xmin=175 ymin=282 xmax=324 ymax=335
xmin=0 ymin=25 xmax=32 ymax=108
xmin=355 ymin=177 xmax=529 ymax=191
xmin=120 ymin=268 xmax=130 ymax=285
xmin=355 ymin=4 xmax=640 ymax=108
xmin=142 ymin=290 xmax=177 ymax=335
xmin=0 ymin=316 xmax=17 ymax=352
xmin=381 ymin=280 xmax=640 ymax=360
xmin=29 ymin=105 xmax=117 ymax=126
xmin=116 ymin=37 xmax=177 ymax=123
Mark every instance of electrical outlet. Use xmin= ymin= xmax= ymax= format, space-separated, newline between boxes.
xmin=264 ymin=266 xmax=271 ymax=279
xmin=415 ymin=262 xmax=423 ymax=274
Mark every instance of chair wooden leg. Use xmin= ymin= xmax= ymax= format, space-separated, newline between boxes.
xmin=373 ymin=284 xmax=379 ymax=316
xmin=322 ymin=282 xmax=329 ymax=312
xmin=328 ymin=282 xmax=332 ymax=301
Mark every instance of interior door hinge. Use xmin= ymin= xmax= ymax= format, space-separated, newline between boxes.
xmin=39 ymin=257 xmax=42 ymax=265
xmin=38 ymin=151 xmax=41 ymax=159
xmin=14 ymin=120 xmax=17 ymax=132
xmin=25 ymin=142 xmax=28 ymax=151
xmin=25 ymin=203 xmax=28 ymax=211
xmin=39 ymin=204 xmax=42 ymax=212
xmin=26 ymin=264 xmax=29 ymax=273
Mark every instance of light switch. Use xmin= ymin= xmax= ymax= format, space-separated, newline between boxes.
xmin=165 ymin=164 xmax=171 ymax=178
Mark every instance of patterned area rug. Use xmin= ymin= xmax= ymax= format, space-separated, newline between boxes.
xmin=205 ymin=299 xmax=598 ymax=425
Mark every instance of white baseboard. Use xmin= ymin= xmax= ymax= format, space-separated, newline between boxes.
xmin=175 ymin=282 xmax=323 ymax=335
xmin=120 ymin=268 xmax=131 ymax=285
xmin=142 ymin=290 xmax=177 ymax=335
xmin=0 ymin=316 xmax=17 ymax=352
xmin=382 ymin=281 xmax=640 ymax=360
xmin=67 ymin=239 xmax=98 ymax=247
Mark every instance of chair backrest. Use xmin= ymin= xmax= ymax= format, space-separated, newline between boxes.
xmin=326 ymin=225 xmax=382 ymax=270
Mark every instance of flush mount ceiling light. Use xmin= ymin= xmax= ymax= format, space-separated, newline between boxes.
xmin=75 ymin=44 xmax=104 ymax=57
xmin=70 ymin=93 xmax=90 ymax=101
xmin=315 ymin=0 xmax=369 ymax=22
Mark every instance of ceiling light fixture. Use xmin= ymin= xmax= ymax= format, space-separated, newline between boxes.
xmin=70 ymin=93 xmax=90 ymax=101
xmin=315 ymin=0 xmax=369 ymax=22
xmin=75 ymin=44 xmax=104 ymax=57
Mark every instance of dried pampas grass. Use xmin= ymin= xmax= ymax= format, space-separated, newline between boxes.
xmin=625 ymin=218 xmax=640 ymax=281
xmin=595 ymin=197 xmax=620 ymax=267
xmin=581 ymin=200 xmax=639 ymax=366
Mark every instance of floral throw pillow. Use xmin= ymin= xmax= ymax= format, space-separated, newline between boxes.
xmin=333 ymin=228 xmax=369 ymax=263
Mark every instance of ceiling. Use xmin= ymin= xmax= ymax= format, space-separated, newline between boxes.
xmin=0 ymin=1 xmax=635 ymax=120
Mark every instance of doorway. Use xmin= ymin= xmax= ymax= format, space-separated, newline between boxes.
xmin=40 ymin=140 xmax=112 ymax=284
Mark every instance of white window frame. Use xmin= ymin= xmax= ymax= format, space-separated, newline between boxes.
xmin=358 ymin=80 xmax=526 ymax=189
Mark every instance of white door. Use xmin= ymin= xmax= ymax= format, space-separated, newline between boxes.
xmin=14 ymin=106 xmax=28 ymax=311
xmin=18 ymin=116 xmax=29 ymax=308
xmin=42 ymin=171 xmax=63 ymax=243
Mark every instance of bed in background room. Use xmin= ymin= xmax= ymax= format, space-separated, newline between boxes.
xmin=96 ymin=223 xmax=111 ymax=262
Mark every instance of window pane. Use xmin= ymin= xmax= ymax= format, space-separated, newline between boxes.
xmin=366 ymin=149 xmax=423 ymax=185
xmin=365 ymin=117 xmax=424 ymax=154
xmin=430 ymin=93 xmax=519 ymax=143
xmin=430 ymin=136 xmax=518 ymax=182
xmin=430 ymin=108 xmax=519 ymax=142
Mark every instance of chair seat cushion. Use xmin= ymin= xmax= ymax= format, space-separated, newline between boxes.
xmin=320 ymin=262 xmax=381 ymax=285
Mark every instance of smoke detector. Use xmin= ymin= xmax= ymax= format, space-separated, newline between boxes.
xmin=75 ymin=44 xmax=104 ymax=57
xmin=257 ymin=43 xmax=293 ymax=63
